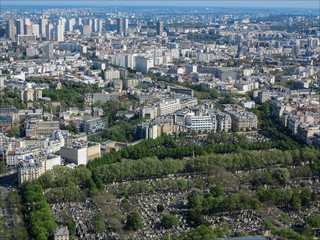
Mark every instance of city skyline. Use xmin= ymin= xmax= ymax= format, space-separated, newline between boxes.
xmin=1 ymin=0 xmax=319 ymax=9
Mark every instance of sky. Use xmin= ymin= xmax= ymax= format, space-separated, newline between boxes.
xmin=1 ymin=1 xmax=319 ymax=9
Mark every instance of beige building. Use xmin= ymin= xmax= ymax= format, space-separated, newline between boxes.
xmin=297 ymin=124 xmax=320 ymax=144
xmin=156 ymin=123 xmax=171 ymax=136
xmin=228 ymin=111 xmax=258 ymax=131
xmin=87 ymin=142 xmax=101 ymax=160
xmin=17 ymin=161 xmax=44 ymax=186
xmin=26 ymin=120 xmax=60 ymax=137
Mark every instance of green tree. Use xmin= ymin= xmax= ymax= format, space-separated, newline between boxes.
xmin=95 ymin=178 xmax=104 ymax=190
xmin=306 ymin=215 xmax=320 ymax=228
xmin=161 ymin=214 xmax=179 ymax=228
xmin=67 ymin=221 xmax=76 ymax=235
xmin=290 ymin=196 xmax=301 ymax=210
xmin=93 ymin=212 xmax=105 ymax=232
xmin=272 ymin=168 xmax=290 ymax=185
xmin=126 ymin=211 xmax=143 ymax=231
xmin=300 ymin=188 xmax=312 ymax=207
xmin=188 ymin=190 xmax=203 ymax=213
xmin=263 ymin=172 xmax=273 ymax=185
xmin=60 ymin=210 xmax=73 ymax=225
xmin=189 ymin=225 xmax=217 ymax=240
xmin=177 ymin=179 xmax=187 ymax=190
xmin=210 ymin=186 xmax=224 ymax=197
xmin=8 ymin=125 xmax=19 ymax=137
xmin=303 ymin=224 xmax=314 ymax=238
xmin=0 ymin=161 xmax=6 ymax=174
xmin=38 ymin=171 xmax=54 ymax=188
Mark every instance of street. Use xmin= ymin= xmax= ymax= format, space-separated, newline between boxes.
xmin=0 ymin=171 xmax=18 ymax=238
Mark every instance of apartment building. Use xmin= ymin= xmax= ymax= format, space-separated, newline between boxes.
xmin=185 ymin=114 xmax=216 ymax=132
xmin=7 ymin=146 xmax=40 ymax=167
xmin=44 ymin=155 xmax=62 ymax=171
xmin=104 ymin=68 xmax=120 ymax=80
xmin=216 ymin=113 xmax=232 ymax=132
xmin=157 ymin=99 xmax=180 ymax=116
xmin=228 ymin=111 xmax=258 ymax=131
xmin=136 ymin=56 xmax=154 ymax=73
xmin=60 ymin=143 xmax=88 ymax=165
xmin=140 ymin=105 xmax=158 ymax=119
xmin=17 ymin=160 xmax=44 ymax=186
xmin=60 ymin=141 xmax=100 ymax=165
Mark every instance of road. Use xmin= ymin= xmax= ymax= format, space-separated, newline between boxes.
xmin=0 ymin=171 xmax=18 ymax=238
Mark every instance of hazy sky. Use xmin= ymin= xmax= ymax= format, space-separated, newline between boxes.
xmin=1 ymin=1 xmax=319 ymax=9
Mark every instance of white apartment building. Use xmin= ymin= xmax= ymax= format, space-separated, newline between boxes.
xmin=60 ymin=144 xmax=88 ymax=165
xmin=32 ymin=24 xmax=40 ymax=38
xmin=135 ymin=56 xmax=154 ymax=73
xmin=216 ymin=113 xmax=232 ymax=132
xmin=157 ymin=99 xmax=180 ymax=116
xmin=59 ymin=43 xmax=87 ymax=53
xmin=185 ymin=114 xmax=216 ymax=132
xmin=46 ymin=24 xmax=54 ymax=41
xmin=140 ymin=105 xmax=158 ymax=119
xmin=55 ymin=24 xmax=64 ymax=42
xmin=104 ymin=68 xmax=120 ymax=80
xmin=234 ymin=81 xmax=259 ymax=92
xmin=125 ymin=54 xmax=136 ymax=69
xmin=7 ymin=149 xmax=33 ymax=167
xmin=148 ymin=125 xmax=158 ymax=139
xmin=60 ymin=140 xmax=101 ymax=165
xmin=44 ymin=155 xmax=61 ymax=171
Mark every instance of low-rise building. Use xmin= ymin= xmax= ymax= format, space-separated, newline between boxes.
xmin=297 ymin=124 xmax=320 ymax=145
xmin=82 ymin=117 xmax=107 ymax=133
xmin=312 ymin=133 xmax=320 ymax=148
xmin=84 ymin=92 xmax=119 ymax=105
xmin=287 ymin=115 xmax=300 ymax=135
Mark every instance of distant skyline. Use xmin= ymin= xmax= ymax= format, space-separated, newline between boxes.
xmin=1 ymin=1 xmax=319 ymax=9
